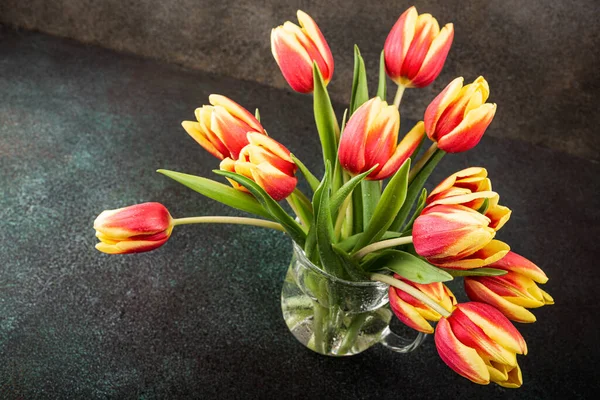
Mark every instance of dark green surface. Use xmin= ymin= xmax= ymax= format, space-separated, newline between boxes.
xmin=1 ymin=29 xmax=599 ymax=399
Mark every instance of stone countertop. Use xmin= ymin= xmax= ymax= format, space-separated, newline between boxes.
xmin=1 ymin=29 xmax=598 ymax=398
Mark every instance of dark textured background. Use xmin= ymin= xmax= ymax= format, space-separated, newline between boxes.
xmin=1 ymin=27 xmax=599 ymax=398
xmin=0 ymin=0 xmax=599 ymax=160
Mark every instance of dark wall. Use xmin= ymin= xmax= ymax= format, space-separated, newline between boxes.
xmin=1 ymin=0 xmax=598 ymax=159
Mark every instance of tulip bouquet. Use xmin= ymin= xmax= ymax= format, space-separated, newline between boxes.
xmin=93 ymin=7 xmax=553 ymax=388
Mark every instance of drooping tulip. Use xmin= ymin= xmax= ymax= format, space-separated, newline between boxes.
xmin=384 ymin=6 xmax=454 ymax=88
xmin=182 ymin=95 xmax=265 ymax=160
xmin=426 ymin=167 xmax=511 ymax=231
xmin=435 ymin=302 xmax=527 ymax=387
xmin=338 ymin=97 xmax=424 ymax=180
xmin=412 ymin=204 xmax=509 ymax=269
xmin=220 ymin=133 xmax=297 ymax=201
xmin=465 ymin=252 xmax=554 ymax=323
xmin=271 ymin=10 xmax=334 ymax=93
xmin=93 ymin=202 xmax=173 ymax=254
xmin=424 ymin=77 xmax=496 ymax=153
xmin=389 ymin=275 xmax=456 ymax=334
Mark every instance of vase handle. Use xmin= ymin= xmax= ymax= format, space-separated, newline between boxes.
xmin=379 ymin=326 xmax=427 ymax=353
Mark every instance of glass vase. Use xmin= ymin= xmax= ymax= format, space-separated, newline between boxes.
xmin=281 ymin=242 xmax=426 ymax=356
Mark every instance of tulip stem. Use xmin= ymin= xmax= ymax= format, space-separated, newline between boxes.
xmin=354 ymin=236 xmax=413 ymax=260
xmin=172 ymin=216 xmax=285 ymax=232
xmin=393 ymin=84 xmax=406 ymax=108
xmin=371 ymin=273 xmax=451 ymax=317
xmin=409 ymin=142 xmax=438 ymax=182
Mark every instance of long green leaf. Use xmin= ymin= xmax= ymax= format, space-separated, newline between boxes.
xmin=329 ymin=166 xmax=376 ymax=215
xmin=353 ymin=159 xmax=410 ymax=251
xmin=157 ymin=169 xmax=271 ymax=219
xmin=313 ymin=62 xmax=339 ymax=168
xmin=441 ymin=268 xmax=508 ymax=277
xmin=389 ymin=149 xmax=445 ymax=231
xmin=349 ymin=45 xmax=369 ymax=115
xmin=337 ymin=231 xmax=402 ymax=253
xmin=361 ymin=180 xmax=381 ymax=225
xmin=401 ymin=188 xmax=427 ymax=234
xmin=361 ymin=250 xmax=453 ymax=284
xmin=377 ymin=50 xmax=387 ymax=100
xmin=352 ymin=183 xmax=363 ymax=234
xmin=290 ymin=154 xmax=320 ymax=192
xmin=332 ymin=244 xmax=367 ymax=281
xmin=314 ymin=163 xmax=346 ymax=278
xmin=213 ymin=170 xmax=306 ymax=246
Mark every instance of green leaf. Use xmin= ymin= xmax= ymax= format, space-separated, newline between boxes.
xmin=353 ymin=159 xmax=410 ymax=251
xmin=377 ymin=50 xmax=387 ymax=100
xmin=329 ymin=166 xmax=376 ymax=216
xmin=313 ymin=62 xmax=339 ymax=168
xmin=352 ymin=182 xmax=363 ymax=234
xmin=477 ymin=198 xmax=490 ymax=215
xmin=290 ymin=154 xmax=320 ymax=193
xmin=213 ymin=170 xmax=306 ymax=246
xmin=157 ymin=169 xmax=271 ymax=219
xmin=289 ymin=190 xmax=314 ymax=228
xmin=349 ymin=45 xmax=369 ymax=115
xmin=332 ymin=244 xmax=367 ymax=281
xmin=337 ymin=231 xmax=402 ymax=253
xmin=402 ymin=188 xmax=427 ymax=234
xmin=362 ymin=250 xmax=453 ymax=284
xmin=390 ymin=149 xmax=445 ymax=231
xmin=340 ymin=108 xmax=349 ymax=132
xmin=361 ymin=180 xmax=381 ymax=225
xmin=255 ymin=108 xmax=261 ymax=122
xmin=441 ymin=268 xmax=508 ymax=277
xmin=314 ymin=163 xmax=346 ymax=278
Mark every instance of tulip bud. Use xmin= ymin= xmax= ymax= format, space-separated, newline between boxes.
xmin=465 ymin=252 xmax=554 ymax=323
xmin=93 ymin=202 xmax=173 ymax=254
xmin=271 ymin=10 xmax=334 ymax=93
xmin=220 ymin=133 xmax=297 ymax=201
xmin=338 ymin=97 xmax=424 ymax=180
xmin=389 ymin=275 xmax=456 ymax=334
xmin=182 ymin=95 xmax=265 ymax=160
xmin=435 ymin=302 xmax=527 ymax=387
xmin=424 ymin=76 xmax=496 ymax=153
xmin=426 ymin=167 xmax=511 ymax=231
xmin=413 ymin=204 xmax=509 ymax=270
xmin=384 ymin=6 xmax=454 ymax=88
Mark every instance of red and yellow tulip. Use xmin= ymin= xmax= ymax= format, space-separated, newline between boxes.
xmin=93 ymin=202 xmax=173 ymax=254
xmin=389 ymin=275 xmax=456 ymax=334
xmin=182 ymin=95 xmax=265 ymax=160
xmin=426 ymin=167 xmax=511 ymax=231
xmin=338 ymin=97 xmax=424 ymax=180
xmin=424 ymin=77 xmax=496 ymax=153
xmin=384 ymin=6 xmax=454 ymax=88
xmin=435 ymin=302 xmax=527 ymax=387
xmin=220 ymin=133 xmax=297 ymax=201
xmin=271 ymin=10 xmax=334 ymax=94
xmin=412 ymin=204 xmax=509 ymax=269
xmin=465 ymin=252 xmax=554 ymax=323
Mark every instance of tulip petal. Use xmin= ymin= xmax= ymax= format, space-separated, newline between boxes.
xmin=384 ymin=6 xmax=418 ymax=84
xmin=389 ymin=287 xmax=435 ymax=334
xmin=458 ymin=302 xmax=527 ymax=355
xmin=182 ymin=120 xmax=228 ymax=160
xmin=449 ymin=307 xmax=518 ymax=367
xmin=297 ymin=10 xmax=334 ymax=80
xmin=495 ymin=363 xmax=523 ymax=388
xmin=428 ymin=167 xmax=487 ymax=201
xmin=372 ymin=121 xmax=424 ymax=180
xmin=400 ymin=14 xmax=440 ymax=80
xmin=436 ymin=103 xmax=496 ymax=153
xmin=489 ymin=251 xmax=549 ymax=284
xmin=411 ymin=23 xmax=454 ymax=88
xmin=424 ymin=77 xmax=464 ymax=138
xmin=209 ymin=94 xmax=263 ymax=133
xmin=434 ymin=239 xmax=509 ymax=270
xmin=465 ymin=279 xmax=537 ymax=323
xmin=435 ymin=318 xmax=490 ymax=385
xmin=251 ymin=162 xmax=297 ymax=201
xmin=271 ymin=26 xmax=315 ymax=93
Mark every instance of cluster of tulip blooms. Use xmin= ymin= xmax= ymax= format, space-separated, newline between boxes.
xmin=93 ymin=7 xmax=553 ymax=387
